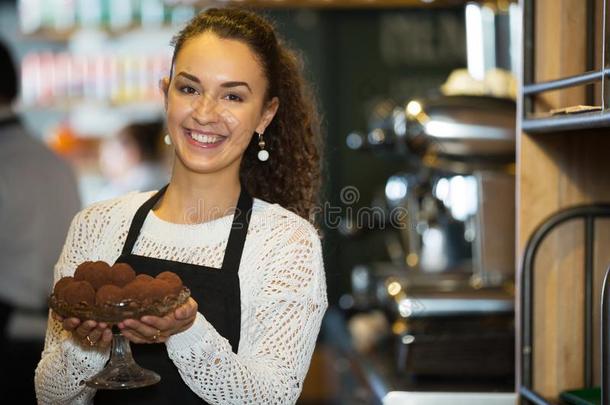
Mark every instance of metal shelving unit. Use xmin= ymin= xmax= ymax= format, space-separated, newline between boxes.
xmin=520 ymin=205 xmax=610 ymax=405
xmin=603 ymin=267 xmax=610 ymax=405
xmin=522 ymin=0 xmax=608 ymax=133
xmin=519 ymin=0 xmax=610 ymax=403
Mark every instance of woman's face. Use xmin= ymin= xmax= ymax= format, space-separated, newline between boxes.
xmin=162 ymin=32 xmax=278 ymax=175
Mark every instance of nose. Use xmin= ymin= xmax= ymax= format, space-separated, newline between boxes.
xmin=191 ymin=93 xmax=220 ymax=125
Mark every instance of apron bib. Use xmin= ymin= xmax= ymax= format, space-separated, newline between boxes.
xmin=95 ymin=184 xmax=253 ymax=404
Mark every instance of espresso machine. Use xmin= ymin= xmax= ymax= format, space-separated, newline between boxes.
xmin=344 ymin=93 xmax=517 ymax=385
xmin=338 ymin=1 xmax=520 ymax=390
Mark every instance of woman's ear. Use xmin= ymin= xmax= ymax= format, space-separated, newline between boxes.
xmin=159 ymin=77 xmax=170 ymax=111
xmin=257 ymin=97 xmax=280 ymax=133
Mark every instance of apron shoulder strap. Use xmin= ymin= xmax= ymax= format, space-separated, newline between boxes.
xmin=221 ymin=185 xmax=253 ymax=274
xmin=121 ymin=185 xmax=168 ymax=256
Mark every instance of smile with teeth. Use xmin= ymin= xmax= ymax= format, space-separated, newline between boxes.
xmin=188 ymin=130 xmax=225 ymax=144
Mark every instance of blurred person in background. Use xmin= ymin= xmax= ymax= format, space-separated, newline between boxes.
xmin=96 ymin=120 xmax=170 ymax=201
xmin=0 ymin=39 xmax=81 ymax=394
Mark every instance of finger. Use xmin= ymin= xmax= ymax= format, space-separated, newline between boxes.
xmin=121 ymin=321 xmax=167 ymax=343
xmin=51 ymin=312 xmax=64 ymax=322
xmin=141 ymin=305 xmax=196 ymax=336
xmin=128 ymin=327 xmax=167 ymax=343
xmin=78 ymin=329 xmax=100 ymax=348
xmin=139 ymin=314 xmax=174 ymax=331
xmin=62 ymin=318 xmax=81 ymax=331
xmin=74 ymin=320 xmax=98 ymax=338
xmin=88 ymin=328 xmax=103 ymax=344
xmin=173 ymin=299 xmax=188 ymax=320
xmin=150 ymin=313 xmax=194 ymax=337
xmin=175 ymin=299 xmax=198 ymax=320
xmin=121 ymin=329 xmax=149 ymax=344
xmin=98 ymin=329 xmax=113 ymax=349
xmin=120 ymin=327 xmax=146 ymax=340
xmin=120 ymin=319 xmax=161 ymax=340
xmin=102 ymin=329 xmax=113 ymax=342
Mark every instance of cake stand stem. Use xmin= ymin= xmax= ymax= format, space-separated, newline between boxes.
xmin=85 ymin=325 xmax=161 ymax=389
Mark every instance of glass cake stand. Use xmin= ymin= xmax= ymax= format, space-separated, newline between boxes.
xmin=49 ymin=287 xmax=190 ymax=390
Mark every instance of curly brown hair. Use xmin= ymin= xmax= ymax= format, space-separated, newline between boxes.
xmin=169 ymin=7 xmax=324 ymax=230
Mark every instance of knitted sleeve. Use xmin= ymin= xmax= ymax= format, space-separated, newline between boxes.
xmin=34 ymin=207 xmax=111 ymax=404
xmin=165 ymin=221 xmax=328 ymax=404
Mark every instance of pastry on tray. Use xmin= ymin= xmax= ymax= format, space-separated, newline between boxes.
xmin=49 ymin=261 xmax=190 ymax=323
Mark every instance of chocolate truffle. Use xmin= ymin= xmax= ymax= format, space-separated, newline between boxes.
xmin=53 ymin=276 xmax=74 ymax=300
xmin=95 ymin=285 xmax=123 ymax=305
xmin=110 ymin=263 xmax=136 ymax=287
xmin=73 ymin=261 xmax=94 ymax=281
xmin=146 ymin=279 xmax=173 ymax=302
xmin=135 ymin=274 xmax=154 ymax=283
xmin=156 ymin=271 xmax=183 ymax=295
xmin=63 ymin=281 xmax=95 ymax=305
xmin=74 ymin=261 xmax=112 ymax=290
xmin=122 ymin=279 xmax=149 ymax=302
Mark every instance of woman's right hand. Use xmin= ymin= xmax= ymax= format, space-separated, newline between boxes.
xmin=52 ymin=311 xmax=113 ymax=349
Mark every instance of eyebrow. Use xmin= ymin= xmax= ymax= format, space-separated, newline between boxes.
xmin=176 ymin=72 xmax=252 ymax=94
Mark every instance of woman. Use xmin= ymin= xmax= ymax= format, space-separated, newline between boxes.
xmin=35 ymin=7 xmax=327 ymax=404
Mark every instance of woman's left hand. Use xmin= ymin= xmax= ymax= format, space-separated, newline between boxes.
xmin=118 ymin=297 xmax=198 ymax=344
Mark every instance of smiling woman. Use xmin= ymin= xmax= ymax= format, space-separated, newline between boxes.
xmin=163 ymin=8 xmax=323 ymax=223
xmin=34 ymin=7 xmax=327 ymax=405
xmin=161 ymin=30 xmax=279 ymax=179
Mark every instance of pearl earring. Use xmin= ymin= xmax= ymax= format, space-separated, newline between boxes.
xmin=257 ymin=132 xmax=269 ymax=162
xmin=164 ymin=134 xmax=172 ymax=145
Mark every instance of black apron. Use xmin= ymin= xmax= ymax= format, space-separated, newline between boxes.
xmin=95 ymin=183 xmax=253 ymax=404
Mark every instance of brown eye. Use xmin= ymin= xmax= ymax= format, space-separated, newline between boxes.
xmin=224 ymin=93 xmax=243 ymax=102
xmin=180 ymin=86 xmax=197 ymax=95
